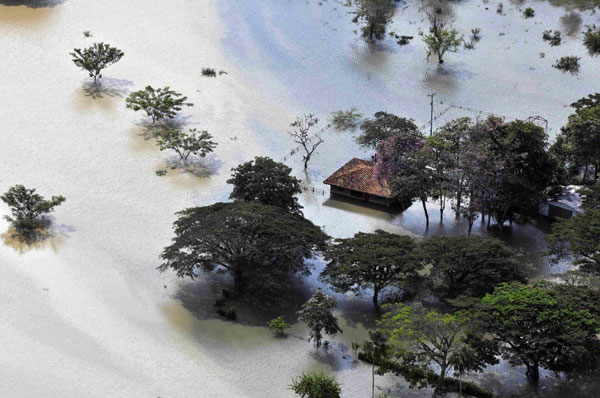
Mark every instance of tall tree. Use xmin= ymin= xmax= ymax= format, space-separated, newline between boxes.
xmin=556 ymin=104 xmax=600 ymax=182
xmin=1 ymin=185 xmax=66 ymax=237
xmin=350 ymin=0 xmax=396 ymax=41
xmin=321 ymin=230 xmax=420 ymax=310
xmin=227 ymin=156 xmax=303 ymax=214
xmin=546 ymin=210 xmax=600 ymax=274
xmin=373 ymin=129 xmax=434 ymax=226
xmin=428 ymin=118 xmax=472 ymax=218
xmin=357 ymin=112 xmax=420 ymax=150
xmin=471 ymin=282 xmax=600 ymax=382
xmin=297 ymin=290 xmax=342 ymax=348
xmin=126 ymin=86 xmax=193 ymax=123
xmin=70 ymin=42 xmax=124 ymax=83
xmin=420 ymin=235 xmax=525 ymax=301
xmin=158 ymin=202 xmax=328 ymax=294
xmin=289 ymin=114 xmax=323 ymax=170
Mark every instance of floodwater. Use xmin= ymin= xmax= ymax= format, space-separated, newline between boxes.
xmin=0 ymin=0 xmax=598 ymax=397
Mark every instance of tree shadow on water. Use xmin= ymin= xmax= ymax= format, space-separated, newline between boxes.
xmin=82 ymin=78 xmax=134 ymax=100
xmin=163 ymin=154 xmax=223 ymax=179
xmin=0 ymin=0 xmax=64 ymax=7
xmin=174 ymin=274 xmax=316 ymax=328
xmin=1 ymin=217 xmax=75 ymax=254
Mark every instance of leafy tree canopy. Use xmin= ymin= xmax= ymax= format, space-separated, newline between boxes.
xmin=471 ymin=282 xmax=600 ymax=381
xmin=321 ymin=230 xmax=420 ymax=309
xmin=581 ymin=183 xmax=600 ymax=211
xmin=126 ymin=86 xmax=193 ymax=123
xmin=157 ymin=127 xmax=216 ymax=161
xmin=546 ymin=210 xmax=600 ymax=274
xmin=227 ymin=156 xmax=303 ymax=214
xmin=158 ymin=202 xmax=329 ymax=294
xmin=420 ymin=235 xmax=526 ymax=300
xmin=357 ymin=111 xmax=420 ymax=149
xmin=70 ymin=42 xmax=124 ymax=82
xmin=1 ymin=185 xmax=65 ymax=236
xmin=349 ymin=0 xmax=396 ymax=41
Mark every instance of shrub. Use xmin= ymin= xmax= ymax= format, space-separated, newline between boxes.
xmin=397 ymin=35 xmax=413 ymax=45
xmin=523 ymin=7 xmax=535 ymax=18
xmin=216 ymin=306 xmax=236 ymax=320
xmin=289 ymin=372 xmax=341 ymax=398
xmin=542 ymin=30 xmax=561 ymax=46
xmin=496 ymin=2 xmax=503 ymax=14
xmin=155 ymin=169 xmax=167 ymax=176
xmin=201 ymin=68 xmax=217 ymax=77
xmin=268 ymin=316 xmax=290 ymax=336
xmin=329 ymin=108 xmax=363 ymax=131
xmin=583 ymin=25 xmax=600 ymax=56
xmin=553 ymin=56 xmax=580 ymax=74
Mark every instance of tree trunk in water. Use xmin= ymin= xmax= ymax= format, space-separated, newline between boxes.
xmin=422 ymin=198 xmax=429 ymax=229
xmin=372 ymin=361 xmax=375 ymax=398
xmin=526 ymin=363 xmax=540 ymax=382
xmin=372 ymin=287 xmax=380 ymax=311
xmin=584 ymin=165 xmax=589 ymax=183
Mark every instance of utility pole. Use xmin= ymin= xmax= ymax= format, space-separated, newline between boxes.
xmin=427 ymin=93 xmax=436 ymax=136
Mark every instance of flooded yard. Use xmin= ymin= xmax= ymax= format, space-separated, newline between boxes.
xmin=1 ymin=0 xmax=599 ymax=397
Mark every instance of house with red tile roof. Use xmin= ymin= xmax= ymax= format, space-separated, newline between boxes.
xmin=323 ymin=158 xmax=398 ymax=207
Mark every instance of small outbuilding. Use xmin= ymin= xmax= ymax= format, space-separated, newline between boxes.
xmin=539 ymin=185 xmax=584 ymax=219
xmin=323 ymin=158 xmax=398 ymax=207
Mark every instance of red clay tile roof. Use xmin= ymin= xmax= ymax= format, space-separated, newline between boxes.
xmin=323 ymin=158 xmax=393 ymax=198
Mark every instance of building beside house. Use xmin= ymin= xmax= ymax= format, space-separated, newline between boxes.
xmin=539 ymin=185 xmax=584 ymax=219
xmin=323 ymin=158 xmax=398 ymax=207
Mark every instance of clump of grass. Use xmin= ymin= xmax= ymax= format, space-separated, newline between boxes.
xmin=542 ymin=30 xmax=562 ymax=46
xmin=523 ymin=7 xmax=535 ymax=18
xmin=583 ymin=25 xmax=600 ymax=56
xmin=553 ymin=56 xmax=580 ymax=74
xmin=155 ymin=169 xmax=167 ymax=176
xmin=218 ymin=70 xmax=228 ymax=75
xmin=471 ymin=28 xmax=481 ymax=42
xmin=83 ymin=30 xmax=92 ymax=37
xmin=201 ymin=68 xmax=217 ymax=77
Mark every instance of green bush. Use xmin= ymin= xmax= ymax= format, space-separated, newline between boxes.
xmin=202 ymin=68 xmax=217 ymax=77
xmin=553 ymin=56 xmax=580 ymax=74
xmin=583 ymin=25 xmax=600 ymax=56
xmin=523 ymin=7 xmax=535 ymax=17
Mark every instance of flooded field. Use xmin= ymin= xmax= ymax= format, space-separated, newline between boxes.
xmin=1 ymin=0 xmax=599 ymax=397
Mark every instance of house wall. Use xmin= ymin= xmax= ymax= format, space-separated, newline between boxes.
xmin=330 ymin=186 xmax=393 ymax=206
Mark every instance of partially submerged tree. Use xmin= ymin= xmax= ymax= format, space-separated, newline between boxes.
xmin=420 ymin=235 xmax=525 ymax=301
xmin=350 ymin=0 xmax=396 ymax=41
xmin=553 ymin=56 xmax=581 ymax=74
xmin=158 ymin=202 xmax=328 ymax=294
xmin=268 ymin=316 xmax=290 ymax=336
xmin=156 ymin=127 xmax=216 ymax=162
xmin=321 ymin=230 xmax=420 ymax=310
xmin=289 ymin=372 xmax=342 ymax=398
xmin=583 ymin=25 xmax=600 ymax=56
xmin=471 ymin=282 xmax=600 ymax=382
xmin=125 ymin=86 xmax=193 ymax=123
xmin=289 ymin=114 xmax=323 ymax=169
xmin=70 ymin=42 xmax=124 ymax=83
xmin=227 ymin=156 xmax=303 ymax=214
xmin=546 ymin=210 xmax=600 ymax=274
xmin=329 ymin=108 xmax=363 ymax=131
xmin=357 ymin=112 xmax=420 ymax=149
xmin=422 ymin=5 xmax=462 ymax=64
xmin=297 ymin=290 xmax=342 ymax=348
xmin=379 ymin=303 xmax=480 ymax=388
xmin=1 ymin=185 xmax=65 ymax=237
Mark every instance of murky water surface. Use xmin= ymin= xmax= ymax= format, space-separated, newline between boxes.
xmin=1 ymin=0 xmax=599 ymax=397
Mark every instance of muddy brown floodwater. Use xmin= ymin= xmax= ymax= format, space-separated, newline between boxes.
xmin=1 ymin=0 xmax=599 ymax=397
